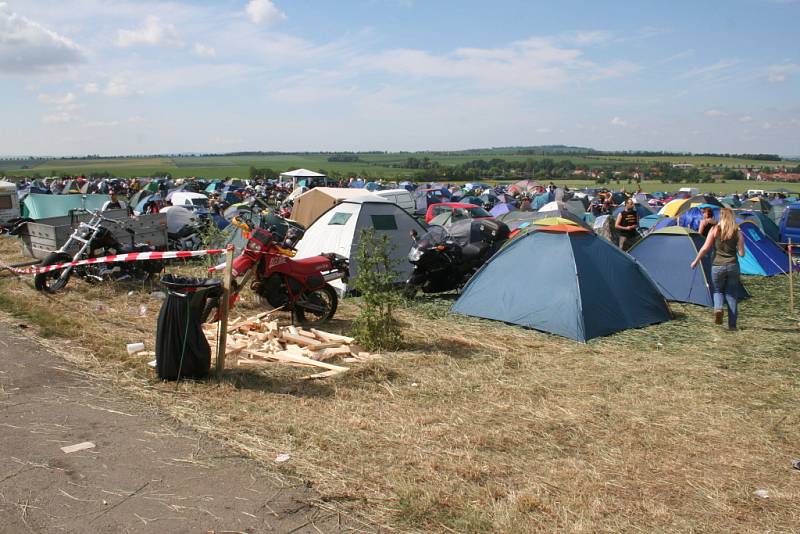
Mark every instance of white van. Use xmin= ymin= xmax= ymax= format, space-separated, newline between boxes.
xmin=746 ymin=189 xmax=765 ymax=197
xmin=170 ymin=191 xmax=209 ymax=210
xmin=0 ymin=181 xmax=19 ymax=227
xmin=678 ymin=187 xmax=699 ymax=195
xmin=373 ymin=188 xmax=415 ymax=214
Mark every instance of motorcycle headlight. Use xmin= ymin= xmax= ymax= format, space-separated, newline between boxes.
xmin=246 ymin=241 xmax=262 ymax=252
xmin=408 ymin=248 xmax=422 ymax=262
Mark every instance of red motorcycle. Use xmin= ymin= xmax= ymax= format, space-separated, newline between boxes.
xmin=205 ymin=217 xmax=349 ymax=324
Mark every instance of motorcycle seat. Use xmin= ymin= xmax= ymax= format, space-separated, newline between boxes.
xmin=117 ymin=243 xmax=152 ymax=254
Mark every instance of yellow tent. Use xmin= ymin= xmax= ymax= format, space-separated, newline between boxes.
xmin=533 ymin=216 xmax=579 ymax=227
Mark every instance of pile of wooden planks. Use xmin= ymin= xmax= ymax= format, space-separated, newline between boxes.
xmin=202 ymin=312 xmax=378 ymax=379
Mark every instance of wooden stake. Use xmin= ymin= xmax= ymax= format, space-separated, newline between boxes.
xmin=216 ymin=244 xmax=235 ymax=375
xmin=789 ymin=238 xmax=794 ymax=315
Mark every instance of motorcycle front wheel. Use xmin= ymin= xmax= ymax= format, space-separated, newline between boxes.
xmin=34 ymin=252 xmax=73 ymax=293
xmin=402 ymin=280 xmax=418 ymax=299
xmin=295 ymin=285 xmax=338 ymax=324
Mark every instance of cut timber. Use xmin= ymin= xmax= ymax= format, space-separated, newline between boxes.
xmin=310 ymin=328 xmax=354 ymax=344
xmin=311 ymin=347 xmax=352 ymax=361
xmin=301 ymin=369 xmax=348 ymax=380
xmin=202 ymin=314 xmax=360 ymax=378
xmin=245 ymin=350 xmax=348 ymax=371
xmin=306 ymin=341 xmax=344 ymax=351
xmin=281 ymin=332 xmax=319 ymax=347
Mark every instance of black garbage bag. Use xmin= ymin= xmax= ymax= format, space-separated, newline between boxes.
xmin=156 ymin=274 xmax=223 ymax=381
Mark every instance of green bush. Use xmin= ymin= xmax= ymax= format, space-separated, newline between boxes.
xmin=351 ymin=228 xmax=403 ymax=351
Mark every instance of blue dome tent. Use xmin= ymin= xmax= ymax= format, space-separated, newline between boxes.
xmin=629 ymin=226 xmax=749 ymax=306
xmin=451 ymin=225 xmax=671 ymax=342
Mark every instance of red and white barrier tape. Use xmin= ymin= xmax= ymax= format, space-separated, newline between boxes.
xmin=5 ymin=249 xmax=227 ymax=275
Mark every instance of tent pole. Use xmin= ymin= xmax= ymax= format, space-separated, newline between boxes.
xmin=216 ymin=244 xmax=235 ymax=375
xmin=789 ymin=239 xmax=794 ymax=315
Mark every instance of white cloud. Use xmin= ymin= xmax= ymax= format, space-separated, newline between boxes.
xmin=659 ymin=49 xmax=695 ymax=64
xmin=360 ymin=35 xmax=637 ymax=91
xmin=704 ymin=109 xmax=726 ymax=117
xmin=116 ymin=16 xmax=182 ymax=47
xmin=762 ymin=122 xmax=773 ymax=130
xmin=245 ymin=0 xmax=286 ymax=25
xmin=193 ymin=43 xmax=216 ymax=58
xmin=42 ymin=111 xmax=75 ymax=124
xmin=765 ymin=63 xmax=798 ymax=83
xmin=85 ymin=119 xmax=120 ymax=127
xmin=610 ymin=116 xmax=628 ymax=127
xmin=38 ymin=92 xmax=76 ymax=105
xmin=678 ymin=59 xmax=739 ymax=80
xmin=0 ymin=2 xmax=86 ymax=73
xmin=738 ymin=115 xmax=753 ymax=123
xmin=563 ymin=30 xmax=613 ymax=46
xmin=104 ymin=78 xmax=137 ymax=97
xmin=82 ymin=82 xmax=99 ymax=94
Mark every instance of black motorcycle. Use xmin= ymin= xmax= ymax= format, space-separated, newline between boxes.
xmin=405 ymin=218 xmax=509 ymax=297
xmin=34 ymin=210 xmax=164 ymax=292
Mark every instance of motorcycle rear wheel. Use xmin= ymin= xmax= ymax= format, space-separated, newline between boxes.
xmin=295 ymin=285 xmax=338 ymax=324
xmin=34 ymin=252 xmax=73 ymax=293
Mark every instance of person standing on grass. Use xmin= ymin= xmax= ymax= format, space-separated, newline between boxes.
xmin=615 ymin=198 xmax=639 ymax=251
xmin=690 ymin=208 xmax=745 ymax=330
xmin=698 ymin=207 xmax=717 ymax=237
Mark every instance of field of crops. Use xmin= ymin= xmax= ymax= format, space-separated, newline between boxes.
xmin=1 ymin=153 xmax=797 ymax=191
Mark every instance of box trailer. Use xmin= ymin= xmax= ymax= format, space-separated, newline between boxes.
xmin=16 ymin=209 xmax=168 ymax=260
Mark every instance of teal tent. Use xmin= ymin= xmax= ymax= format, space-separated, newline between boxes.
xmin=738 ymin=220 xmax=795 ymax=276
xmin=21 ymin=194 xmax=109 ymax=219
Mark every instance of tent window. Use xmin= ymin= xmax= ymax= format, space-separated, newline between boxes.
xmin=0 ymin=196 xmax=11 ymax=210
xmin=787 ymin=209 xmax=800 ymax=227
xmin=329 ymin=212 xmax=352 ymax=225
xmin=371 ymin=214 xmax=398 ymax=230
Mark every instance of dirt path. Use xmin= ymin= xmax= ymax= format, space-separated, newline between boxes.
xmin=0 ymin=318 xmax=348 ymax=533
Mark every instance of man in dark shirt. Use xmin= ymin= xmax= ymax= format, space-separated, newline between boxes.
xmin=615 ymin=198 xmax=639 ymax=251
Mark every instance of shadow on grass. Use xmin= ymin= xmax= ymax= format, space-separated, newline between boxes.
xmin=760 ymin=326 xmax=800 ymax=333
xmin=405 ymin=334 xmax=487 ymax=359
xmin=219 ymin=369 xmax=338 ymax=398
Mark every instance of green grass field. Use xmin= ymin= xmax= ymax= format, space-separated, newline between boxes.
xmin=2 ymin=153 xmax=798 ymax=195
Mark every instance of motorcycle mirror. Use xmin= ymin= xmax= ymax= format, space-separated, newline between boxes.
xmin=409 ymin=229 xmax=418 ymax=240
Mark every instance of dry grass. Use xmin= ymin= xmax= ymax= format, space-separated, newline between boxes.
xmin=1 ymin=235 xmax=799 ymax=533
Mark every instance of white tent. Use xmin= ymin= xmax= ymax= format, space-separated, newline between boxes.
xmin=279 ymin=168 xmax=327 ymax=188
xmin=294 ymin=198 xmax=426 ymax=294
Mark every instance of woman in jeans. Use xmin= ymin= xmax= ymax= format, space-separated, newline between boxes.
xmin=690 ymin=208 xmax=745 ymax=330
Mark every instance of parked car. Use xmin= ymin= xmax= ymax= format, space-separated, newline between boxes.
xmin=373 ymin=188 xmax=416 ymax=214
xmin=171 ymin=191 xmax=209 ymax=210
xmin=779 ymin=202 xmax=800 ymax=250
xmin=424 ymin=202 xmax=492 ymax=224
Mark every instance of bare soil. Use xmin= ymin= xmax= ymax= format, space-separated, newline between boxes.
xmin=0 ymin=317 xmax=350 ymax=534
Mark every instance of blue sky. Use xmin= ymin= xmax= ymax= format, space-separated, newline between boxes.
xmin=0 ymin=0 xmax=798 ymax=156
